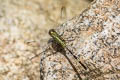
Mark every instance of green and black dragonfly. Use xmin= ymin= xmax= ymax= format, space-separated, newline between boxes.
xmin=49 ymin=29 xmax=87 ymax=70
xmin=30 ymin=29 xmax=87 ymax=80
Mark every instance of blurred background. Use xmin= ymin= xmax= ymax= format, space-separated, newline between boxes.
xmin=0 ymin=0 xmax=93 ymax=47
xmin=35 ymin=0 xmax=93 ymax=46
xmin=0 ymin=0 xmax=93 ymax=80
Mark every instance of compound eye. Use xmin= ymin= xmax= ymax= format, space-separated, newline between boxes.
xmin=49 ymin=29 xmax=55 ymax=35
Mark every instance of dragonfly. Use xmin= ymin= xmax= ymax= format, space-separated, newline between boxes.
xmin=49 ymin=29 xmax=87 ymax=70
xmin=30 ymin=29 xmax=87 ymax=80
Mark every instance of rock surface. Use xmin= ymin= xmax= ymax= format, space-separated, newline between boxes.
xmin=40 ymin=0 xmax=120 ymax=80
xmin=0 ymin=0 xmax=120 ymax=80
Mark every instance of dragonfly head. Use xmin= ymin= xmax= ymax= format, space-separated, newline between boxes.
xmin=49 ymin=29 xmax=57 ymax=37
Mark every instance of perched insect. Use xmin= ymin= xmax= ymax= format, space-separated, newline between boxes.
xmin=49 ymin=29 xmax=87 ymax=70
xmin=30 ymin=29 xmax=87 ymax=80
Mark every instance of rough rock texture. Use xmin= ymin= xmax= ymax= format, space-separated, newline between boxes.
xmin=40 ymin=0 xmax=120 ymax=80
